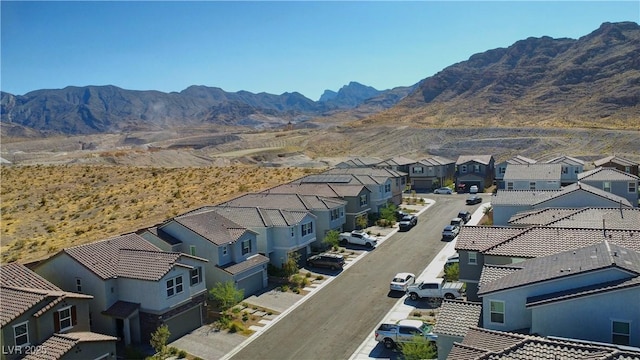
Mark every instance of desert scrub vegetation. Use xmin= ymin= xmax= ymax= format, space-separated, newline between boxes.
xmin=0 ymin=164 xmax=317 ymax=264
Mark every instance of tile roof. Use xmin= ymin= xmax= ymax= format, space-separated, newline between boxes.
xmin=202 ymin=206 xmax=312 ymax=228
xmin=1 ymin=262 xmax=60 ymax=291
xmin=323 ymin=167 xmax=406 ymax=178
xmin=478 ymin=241 xmax=640 ymax=295
xmin=578 ymin=167 xmax=640 ymax=181
xmin=492 ymin=182 xmax=632 ymax=207
xmin=509 ymin=207 xmax=640 ymax=230
xmin=220 ymin=254 xmax=270 ymax=275
xmin=544 ymin=155 xmax=585 ymax=166
xmin=450 ymin=327 xmax=640 ymax=360
xmin=335 ymin=157 xmax=383 ymax=167
xmin=102 ymin=300 xmax=140 ymax=318
xmin=62 ymin=233 xmax=199 ymax=280
xmin=526 ymin=276 xmax=640 ymax=307
xmin=23 ymin=332 xmax=117 ymax=360
xmin=455 ymin=226 xmax=529 ymax=252
xmin=433 ymin=300 xmax=482 ymax=337
xmin=265 ymin=183 xmax=356 ymax=198
xmin=220 ymin=193 xmax=346 ymax=210
xmin=594 ymin=155 xmax=638 ymax=167
xmin=506 ymin=155 xmax=537 ymax=165
xmin=376 ymin=156 xmax=416 ymax=166
xmin=457 ymin=155 xmax=494 ymax=165
xmin=172 ymin=209 xmax=254 ymax=245
xmin=416 ymin=156 xmax=456 ymax=166
xmin=503 ymin=164 xmax=561 ymax=181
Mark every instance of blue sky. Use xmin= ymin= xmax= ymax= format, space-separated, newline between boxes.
xmin=1 ymin=1 xmax=638 ymax=101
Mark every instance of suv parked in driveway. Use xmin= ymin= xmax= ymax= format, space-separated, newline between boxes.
xmin=399 ymin=215 xmax=418 ymax=231
xmin=307 ymin=253 xmax=345 ymax=270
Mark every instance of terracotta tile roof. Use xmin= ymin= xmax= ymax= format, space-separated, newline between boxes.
xmin=478 ymin=241 xmax=640 ymax=295
xmin=202 ymin=206 xmax=312 ymax=229
xmin=23 ymin=332 xmax=117 ymax=360
xmin=172 ymin=209 xmax=253 ymax=246
xmin=102 ymin=300 xmax=140 ymax=318
xmin=579 ymin=167 xmax=640 ymax=181
xmin=116 ymin=249 xmax=182 ymax=281
xmin=455 ymin=226 xmax=529 ymax=252
xmin=1 ymin=263 xmax=60 ymax=291
xmin=491 ymin=190 xmax=560 ymax=205
xmin=220 ymin=193 xmax=346 ymax=210
xmin=457 ymin=326 xmax=526 ymax=353
xmin=508 ymin=208 xmax=583 ymax=225
xmin=433 ymin=300 xmax=482 ymax=337
xmin=503 ymin=164 xmax=561 ymax=181
xmin=220 ymin=254 xmax=270 ymax=275
xmin=457 ymin=155 xmax=494 ymax=165
xmin=594 ymin=155 xmax=638 ymax=167
xmin=448 ymin=342 xmax=491 ymax=360
xmin=416 ymin=156 xmax=456 ymax=166
xmin=526 ymin=276 xmax=640 ymax=307
xmin=509 ymin=207 xmax=640 ymax=230
xmin=479 ymin=265 xmax=520 ymax=290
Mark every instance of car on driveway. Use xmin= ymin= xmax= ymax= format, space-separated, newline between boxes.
xmin=434 ymin=187 xmax=453 ymax=194
xmin=444 ymin=253 xmax=459 ymax=269
xmin=469 ymin=185 xmax=479 ymax=194
xmin=466 ymin=195 xmax=482 ymax=205
xmin=398 ymin=215 xmax=418 ymax=231
xmin=442 ymin=225 xmax=460 ymax=240
xmin=390 ymin=272 xmax=415 ymax=292
xmin=307 ymin=253 xmax=345 ymax=270
xmin=457 ymin=211 xmax=472 ymax=223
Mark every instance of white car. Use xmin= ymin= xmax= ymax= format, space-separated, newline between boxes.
xmin=434 ymin=187 xmax=453 ymax=194
xmin=390 ymin=272 xmax=416 ymax=292
xmin=469 ymin=185 xmax=479 ymax=194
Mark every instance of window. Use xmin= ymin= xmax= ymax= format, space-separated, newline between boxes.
xmin=413 ymin=166 xmax=424 ymax=174
xmin=290 ymin=227 xmax=295 ymax=237
xmin=190 ymin=267 xmax=203 ymax=286
xmin=166 ymin=276 xmax=183 ymax=297
xmin=490 ymin=300 xmax=505 ymax=324
xmin=330 ymin=208 xmax=341 ymax=221
xmin=575 ymin=167 xmax=580 ymax=174
xmin=625 ymin=166 xmax=631 ymax=173
xmin=500 ymin=167 xmax=506 ymax=174
xmin=76 ymin=278 xmax=82 ymax=292
xmin=473 ymin=164 xmax=480 ymax=173
xmin=629 ymin=182 xmax=637 ymax=193
xmin=604 ymin=181 xmax=611 ymax=192
xmin=189 ymin=245 xmax=196 ymax=256
xmin=427 ymin=166 xmax=434 ymax=173
xmin=302 ymin=222 xmax=313 ymax=236
xmin=222 ymin=245 xmax=227 ymax=256
xmin=612 ymin=320 xmax=630 ymax=345
xmin=507 ymin=182 xmax=513 ymax=190
xmin=360 ymin=194 xmax=368 ymax=206
xmin=460 ymin=165 xmax=467 ymax=173
xmin=529 ymin=182 xmax=536 ymax=190
xmin=242 ymin=239 xmax=252 ymax=255
xmin=13 ymin=322 xmax=29 ymax=346
xmin=468 ymin=252 xmax=477 ymax=265
xmin=55 ymin=306 xmax=76 ymax=332
xmin=384 ymin=184 xmax=391 ymax=193
xmin=562 ymin=166 xmax=568 ymax=174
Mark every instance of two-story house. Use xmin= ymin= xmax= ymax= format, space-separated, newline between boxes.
xmin=32 ymin=234 xmax=208 ymax=345
xmin=263 ymin=182 xmax=371 ymax=231
xmin=508 ymin=207 xmax=640 ymax=230
xmin=544 ymin=155 xmax=584 ymax=186
xmin=491 ymin=182 xmax=633 ymax=225
xmin=147 ymin=208 xmax=269 ymax=296
xmin=495 ymin=155 xmax=537 ymax=189
xmin=334 ymin=157 xmax=383 ymax=168
xmin=218 ymin=192 xmax=347 ymax=246
xmin=408 ymin=156 xmax=456 ymax=192
xmin=375 ymin=156 xmax=416 ymax=174
xmin=478 ymin=241 xmax=640 ymax=347
xmin=502 ymin=163 xmax=561 ymax=191
xmin=455 ymin=225 xmax=640 ymax=301
xmin=578 ymin=167 xmax=639 ymax=207
xmin=1 ymin=263 xmax=117 ymax=360
xmin=455 ymin=155 xmax=495 ymax=193
xmin=594 ymin=155 xmax=639 ymax=177
xmin=322 ymin=167 xmax=406 ymax=206
xmin=432 ymin=300 xmax=482 ymax=360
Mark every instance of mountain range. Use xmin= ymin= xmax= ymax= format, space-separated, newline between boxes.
xmin=1 ymin=21 xmax=639 ymax=137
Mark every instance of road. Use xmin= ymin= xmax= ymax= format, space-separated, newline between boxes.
xmin=230 ymin=194 xmax=482 ymax=360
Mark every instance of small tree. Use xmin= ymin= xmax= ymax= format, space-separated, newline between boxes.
xmin=282 ymin=251 xmax=300 ymax=277
xmin=322 ymin=230 xmax=340 ymax=250
xmin=356 ymin=215 xmax=369 ymax=230
xmin=399 ymin=334 xmax=438 ymax=360
xmin=379 ymin=203 xmax=398 ymax=225
xmin=444 ymin=262 xmax=459 ymax=281
xmin=150 ymin=324 xmax=170 ymax=359
xmin=209 ymin=281 xmax=244 ymax=312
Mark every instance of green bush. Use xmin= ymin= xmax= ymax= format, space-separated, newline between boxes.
xmin=178 ymin=350 xmax=188 ymax=359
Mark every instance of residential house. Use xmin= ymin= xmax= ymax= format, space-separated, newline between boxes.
xmin=408 ymin=156 xmax=456 ymax=192
xmin=544 ymin=155 xmax=584 ymax=186
xmin=322 ymin=167 xmax=406 ymax=206
xmin=375 ymin=156 xmax=416 ymax=174
xmin=333 ymin=157 xmax=383 ymax=168
xmin=1 ymin=263 xmax=117 ymax=360
xmin=477 ymin=241 xmax=640 ymax=347
xmin=147 ymin=208 xmax=269 ymax=296
xmin=263 ymin=182 xmax=371 ymax=231
xmin=432 ymin=300 xmax=482 ymax=360
xmin=455 ymin=225 xmax=640 ymax=301
xmin=295 ymin=174 xmax=391 ymax=214
xmin=594 ymin=155 xmax=639 ymax=177
xmin=175 ymin=205 xmax=316 ymax=269
xmin=578 ymin=167 xmax=639 ymax=207
xmin=508 ymin=207 xmax=640 ymax=230
xmin=32 ymin=234 xmax=208 ymax=345
xmin=491 ymin=182 xmax=633 ymax=225
xmin=495 ymin=155 xmax=537 ymax=188
xmin=218 ymin=192 xmax=347 ymax=244
xmin=502 ymin=163 xmax=561 ymax=191
xmin=455 ymin=155 xmax=495 ymax=193
xmin=448 ymin=326 xmax=640 ymax=359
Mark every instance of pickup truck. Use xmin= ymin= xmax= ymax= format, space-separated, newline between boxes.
xmin=374 ymin=319 xmax=437 ymax=349
xmin=339 ymin=230 xmax=377 ymax=248
xmin=406 ymin=277 xmax=464 ymax=301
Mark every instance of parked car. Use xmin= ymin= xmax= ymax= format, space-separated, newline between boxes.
xmin=434 ymin=187 xmax=453 ymax=194
xmin=339 ymin=230 xmax=377 ymax=248
xmin=307 ymin=253 xmax=345 ymax=270
xmin=442 ymin=224 xmax=460 ymax=240
xmin=466 ymin=195 xmax=482 ymax=205
xmin=390 ymin=272 xmax=415 ymax=292
xmin=450 ymin=217 xmax=464 ymax=227
xmin=469 ymin=185 xmax=479 ymax=194
xmin=398 ymin=215 xmax=418 ymax=231
xmin=374 ymin=319 xmax=437 ymax=349
xmin=457 ymin=211 xmax=472 ymax=223
xmin=406 ymin=278 xmax=465 ymax=301
xmin=444 ymin=253 xmax=459 ymax=269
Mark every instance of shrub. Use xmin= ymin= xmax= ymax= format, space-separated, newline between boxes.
xmin=178 ymin=350 xmax=188 ymax=358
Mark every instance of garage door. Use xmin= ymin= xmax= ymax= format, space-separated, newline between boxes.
xmin=237 ymin=272 xmax=265 ymax=297
xmin=412 ymin=179 xmax=432 ymax=192
xmin=164 ymin=304 xmax=202 ymax=342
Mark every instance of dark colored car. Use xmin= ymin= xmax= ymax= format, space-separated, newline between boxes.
xmin=398 ymin=215 xmax=418 ymax=231
xmin=466 ymin=195 xmax=482 ymax=205
xmin=457 ymin=211 xmax=472 ymax=223
xmin=307 ymin=253 xmax=345 ymax=270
